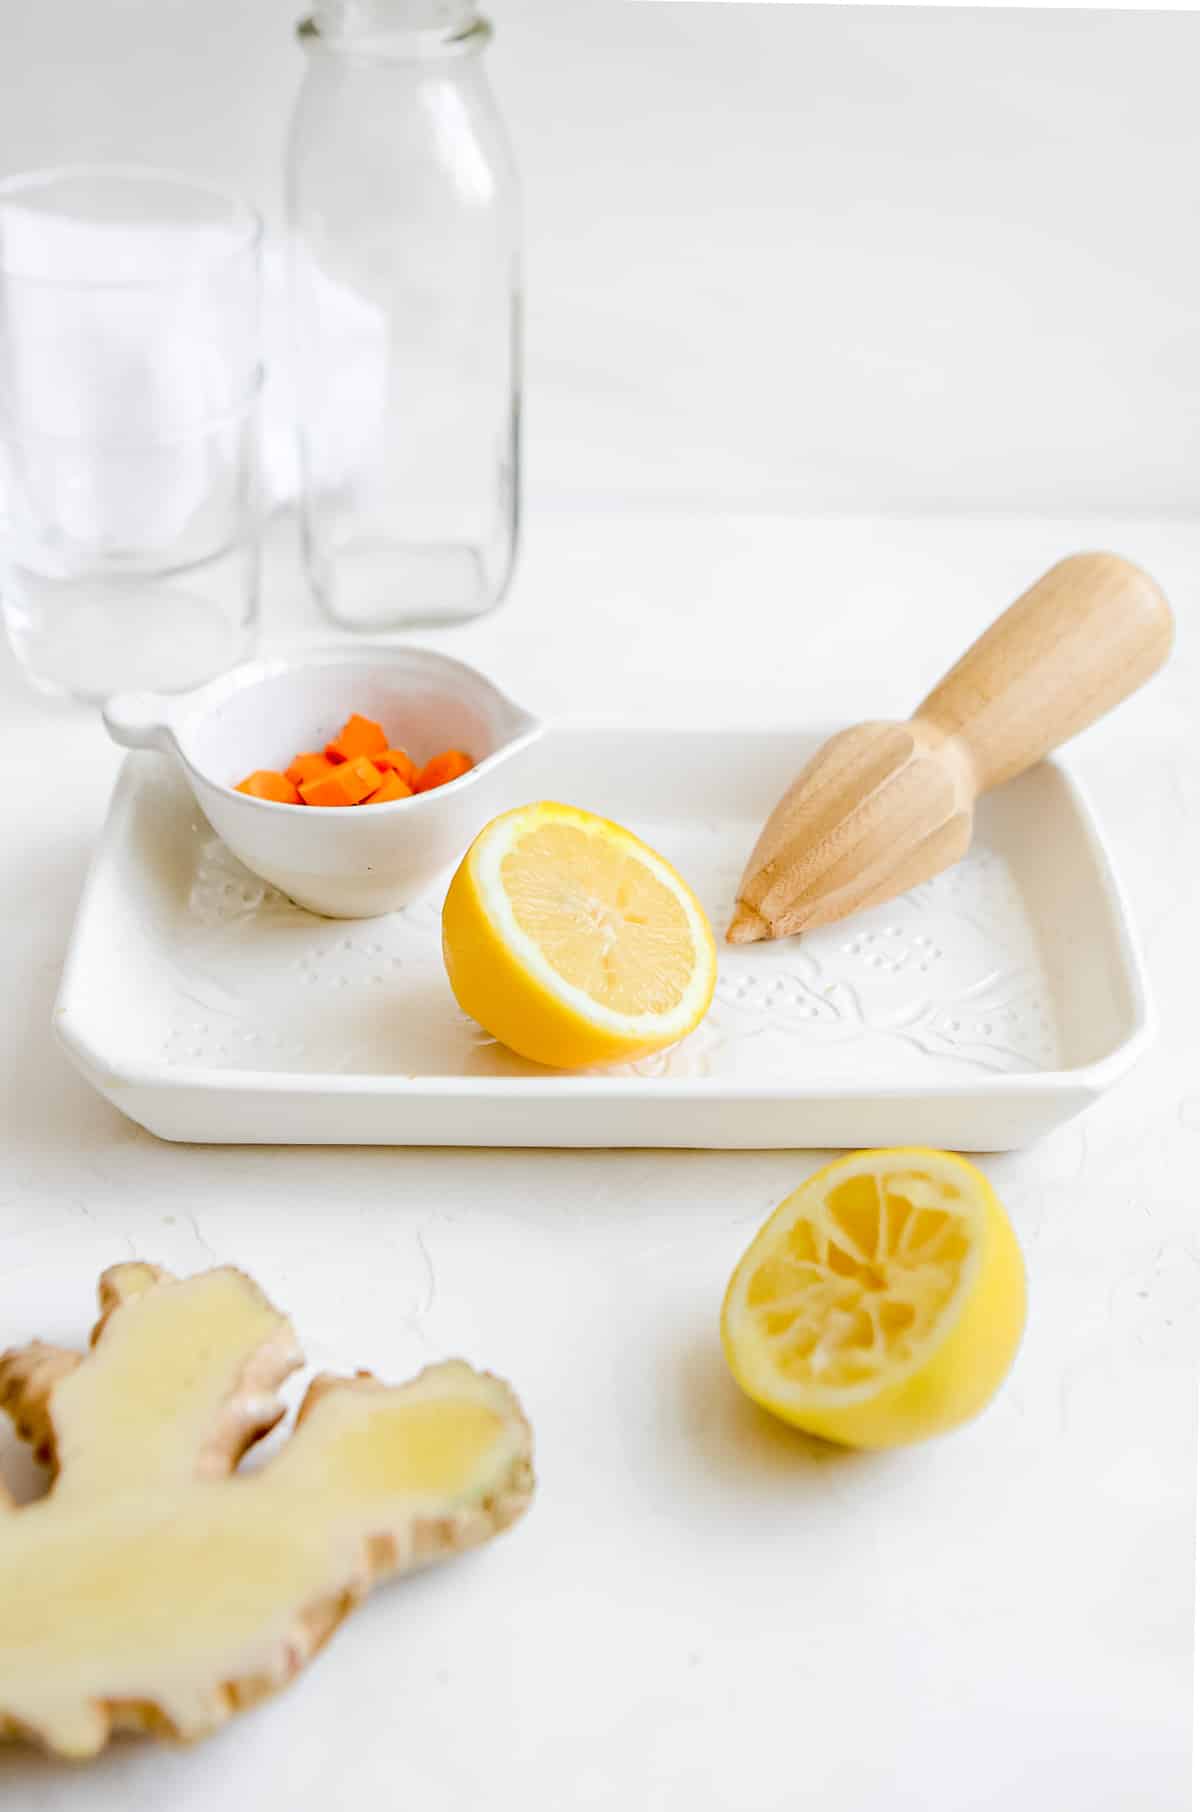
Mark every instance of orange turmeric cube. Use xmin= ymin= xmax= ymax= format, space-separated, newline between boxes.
xmin=235 ymin=770 xmax=303 ymax=805
xmin=286 ymin=751 xmax=336 ymax=786
xmin=325 ymin=714 xmax=388 ymax=764
xmin=415 ymin=749 xmax=474 ymax=793
xmin=299 ymin=756 xmax=383 ymax=807
xmin=362 ymin=771 xmax=414 ymax=805
xmin=373 ymin=748 xmax=419 ymax=788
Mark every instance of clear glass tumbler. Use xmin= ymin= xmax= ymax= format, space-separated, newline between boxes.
xmin=0 ymin=166 xmax=263 ymax=701
xmin=287 ymin=0 xmax=520 ymax=631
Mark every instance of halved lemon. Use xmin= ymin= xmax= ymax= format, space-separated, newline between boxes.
xmin=721 ymin=1149 xmax=1026 ymax=1448
xmin=441 ymin=802 xmax=717 ymax=1069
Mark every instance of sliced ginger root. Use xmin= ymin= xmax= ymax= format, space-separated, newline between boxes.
xmin=0 ymin=1262 xmax=534 ymax=1758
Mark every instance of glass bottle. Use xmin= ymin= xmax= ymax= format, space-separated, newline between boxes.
xmin=287 ymin=0 xmax=520 ymax=630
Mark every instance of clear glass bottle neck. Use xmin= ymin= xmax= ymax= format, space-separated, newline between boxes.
xmin=301 ymin=0 xmax=486 ymax=57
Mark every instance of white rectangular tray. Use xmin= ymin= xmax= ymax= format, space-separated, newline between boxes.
xmin=56 ymin=730 xmax=1152 ymax=1150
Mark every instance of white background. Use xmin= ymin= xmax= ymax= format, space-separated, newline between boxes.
xmin=0 ymin=5 xmax=1194 ymax=1809
xmin=0 ymin=0 xmax=1196 ymax=514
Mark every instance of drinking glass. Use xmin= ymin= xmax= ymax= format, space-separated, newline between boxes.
xmin=0 ymin=165 xmax=263 ymax=700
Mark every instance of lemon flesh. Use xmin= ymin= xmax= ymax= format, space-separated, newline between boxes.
xmin=721 ymin=1149 xmax=1026 ymax=1449
xmin=442 ymin=802 xmax=717 ymax=1069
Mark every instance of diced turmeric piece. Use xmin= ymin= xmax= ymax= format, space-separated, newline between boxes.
xmin=415 ymin=749 xmax=474 ymax=793
xmin=325 ymin=714 xmax=388 ymax=764
xmin=286 ymin=752 xmax=336 ymax=786
xmin=342 ymin=756 xmax=385 ymax=798
xmin=299 ymin=756 xmax=383 ymax=807
xmin=373 ymin=748 xmax=419 ymax=788
xmin=362 ymin=771 xmax=414 ymax=806
xmin=299 ymin=771 xmax=352 ymax=808
xmin=235 ymin=770 xmax=303 ymax=805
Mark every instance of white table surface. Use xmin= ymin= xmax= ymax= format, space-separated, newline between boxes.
xmin=0 ymin=507 xmax=1194 ymax=1810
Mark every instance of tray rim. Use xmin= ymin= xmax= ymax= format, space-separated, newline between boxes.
xmin=55 ymin=731 xmax=1156 ymax=1113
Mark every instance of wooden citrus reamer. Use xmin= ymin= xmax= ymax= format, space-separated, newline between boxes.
xmin=728 ymin=553 xmax=1174 ymax=943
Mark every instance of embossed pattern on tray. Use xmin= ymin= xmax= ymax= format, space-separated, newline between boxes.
xmin=160 ymin=795 xmax=1060 ymax=1085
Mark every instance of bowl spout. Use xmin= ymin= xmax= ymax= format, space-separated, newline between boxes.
xmin=102 ymin=692 xmax=176 ymax=754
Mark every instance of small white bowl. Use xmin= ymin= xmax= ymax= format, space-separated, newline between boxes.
xmin=102 ymin=646 xmax=544 ymax=917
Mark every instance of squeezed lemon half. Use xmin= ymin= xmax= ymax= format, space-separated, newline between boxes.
xmin=721 ymin=1149 xmax=1026 ymax=1448
xmin=441 ymin=802 xmax=717 ymax=1069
